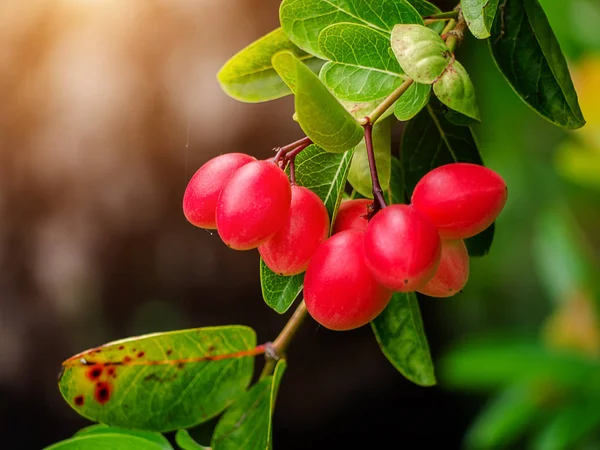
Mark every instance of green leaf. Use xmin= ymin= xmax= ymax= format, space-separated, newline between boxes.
xmin=272 ymin=51 xmax=363 ymax=153
xmin=175 ymin=430 xmax=210 ymax=450
xmin=280 ymin=0 xmax=423 ymax=59
xmin=400 ymin=103 xmax=483 ymax=196
xmin=465 ymin=383 xmax=539 ymax=449
xmin=294 ymin=144 xmax=355 ymax=222
xmin=348 ymin=118 xmax=392 ymax=198
xmin=217 ymin=28 xmax=323 ymax=103
xmin=371 ymin=292 xmax=436 ymax=386
xmin=74 ymin=426 xmax=172 ymax=449
xmin=532 ymin=395 xmax=600 ymax=450
xmin=489 ymin=0 xmax=585 ymax=129
xmin=259 ymin=261 xmax=304 ymax=314
xmin=394 ymin=82 xmax=431 ymax=121
xmin=58 ymin=326 xmax=257 ymax=432
xmin=212 ymin=360 xmax=287 ymax=450
xmin=318 ymin=23 xmax=405 ymax=102
xmin=260 ymin=145 xmax=354 ymax=313
xmin=433 ymin=60 xmax=481 ymax=121
xmin=441 ymin=337 xmax=597 ymax=390
xmin=45 ymin=432 xmax=170 ymax=450
xmin=406 ymin=0 xmax=440 ymax=16
xmin=461 ymin=0 xmax=500 ymax=39
xmin=340 ymin=98 xmax=395 ymax=121
xmin=391 ymin=24 xmax=452 ymax=84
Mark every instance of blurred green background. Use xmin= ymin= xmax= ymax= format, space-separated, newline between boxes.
xmin=0 ymin=0 xmax=598 ymax=449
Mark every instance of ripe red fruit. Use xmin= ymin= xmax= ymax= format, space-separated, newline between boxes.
xmin=364 ymin=204 xmax=441 ymax=292
xmin=418 ymin=239 xmax=469 ymax=298
xmin=183 ymin=153 xmax=255 ymax=229
xmin=304 ymin=230 xmax=392 ymax=331
xmin=258 ymin=185 xmax=329 ymax=276
xmin=410 ymin=163 xmax=507 ymax=239
xmin=216 ymin=161 xmax=291 ymax=250
xmin=332 ymin=199 xmax=371 ymax=234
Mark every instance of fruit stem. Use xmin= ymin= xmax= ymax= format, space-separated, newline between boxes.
xmin=289 ymin=158 xmax=296 ymax=185
xmin=424 ymin=11 xmax=459 ymax=20
xmin=273 ymin=136 xmax=312 ymax=164
xmin=260 ymin=300 xmax=309 ymax=378
xmin=365 ymin=78 xmax=414 ymax=125
xmin=363 ymin=122 xmax=387 ymax=213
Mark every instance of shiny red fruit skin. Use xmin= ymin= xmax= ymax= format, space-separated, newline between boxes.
xmin=183 ymin=153 xmax=256 ymax=229
xmin=258 ymin=185 xmax=329 ymax=276
xmin=364 ymin=204 xmax=441 ymax=292
xmin=304 ymin=230 xmax=392 ymax=331
xmin=410 ymin=163 xmax=508 ymax=239
xmin=216 ymin=161 xmax=291 ymax=250
xmin=418 ymin=239 xmax=469 ymax=298
xmin=332 ymin=199 xmax=371 ymax=234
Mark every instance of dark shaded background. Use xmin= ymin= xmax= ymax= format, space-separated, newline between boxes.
xmin=0 ymin=0 xmax=599 ymax=449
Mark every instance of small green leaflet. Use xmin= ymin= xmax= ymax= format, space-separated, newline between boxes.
xmin=391 ymin=24 xmax=452 ymax=84
xmin=260 ymin=261 xmax=304 ymax=314
xmin=280 ymin=0 xmax=422 ymax=59
xmin=58 ymin=326 xmax=258 ymax=432
xmin=175 ymin=430 xmax=210 ymax=450
xmin=211 ymin=360 xmax=287 ymax=450
xmin=489 ymin=0 xmax=585 ymax=129
xmin=461 ymin=0 xmax=501 ymax=39
xmin=217 ymin=28 xmax=323 ymax=103
xmin=318 ymin=23 xmax=405 ymax=102
xmin=45 ymin=426 xmax=173 ymax=450
xmin=371 ymin=292 xmax=436 ymax=386
xmin=348 ymin=117 xmax=392 ymax=198
xmin=272 ymin=51 xmax=363 ymax=153
xmin=394 ymin=82 xmax=431 ymax=121
xmin=433 ymin=60 xmax=481 ymax=121
xmin=260 ymin=145 xmax=354 ymax=313
xmin=401 ymin=103 xmax=493 ymax=255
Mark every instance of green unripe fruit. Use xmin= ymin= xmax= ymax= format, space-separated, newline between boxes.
xmin=433 ymin=60 xmax=480 ymax=121
xmin=391 ymin=24 xmax=452 ymax=85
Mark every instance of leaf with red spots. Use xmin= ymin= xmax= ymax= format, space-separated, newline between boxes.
xmin=211 ymin=360 xmax=287 ymax=450
xmin=45 ymin=425 xmax=173 ymax=449
xmin=58 ymin=326 xmax=260 ymax=432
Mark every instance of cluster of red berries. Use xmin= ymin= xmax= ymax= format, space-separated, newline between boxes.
xmin=183 ymin=153 xmax=507 ymax=332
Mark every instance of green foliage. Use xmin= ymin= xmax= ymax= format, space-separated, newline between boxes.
xmin=318 ymin=23 xmax=405 ymax=102
xmin=45 ymin=426 xmax=173 ymax=450
xmin=394 ymin=82 xmax=431 ymax=121
xmin=489 ymin=0 xmax=585 ymax=129
xmin=371 ymin=292 xmax=436 ymax=386
xmin=273 ymin=51 xmax=363 ymax=153
xmin=461 ymin=0 xmax=500 ymax=39
xmin=433 ymin=60 xmax=481 ymax=121
xmin=405 ymin=0 xmax=440 ymax=16
xmin=58 ymin=326 xmax=257 ymax=431
xmin=280 ymin=0 xmax=422 ymax=58
xmin=260 ymin=145 xmax=353 ymax=313
xmin=212 ymin=360 xmax=286 ymax=450
xmin=391 ymin=24 xmax=451 ymax=84
xmin=217 ymin=28 xmax=323 ymax=103
xmin=175 ymin=430 xmax=210 ymax=450
xmin=348 ymin=118 xmax=392 ymax=198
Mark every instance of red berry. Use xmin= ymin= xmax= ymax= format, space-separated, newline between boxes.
xmin=332 ymin=199 xmax=371 ymax=234
xmin=364 ymin=204 xmax=441 ymax=292
xmin=418 ymin=239 xmax=469 ymax=298
xmin=410 ymin=163 xmax=507 ymax=239
xmin=216 ymin=161 xmax=291 ymax=250
xmin=258 ymin=185 xmax=329 ymax=276
xmin=304 ymin=230 xmax=392 ymax=331
xmin=183 ymin=153 xmax=255 ymax=229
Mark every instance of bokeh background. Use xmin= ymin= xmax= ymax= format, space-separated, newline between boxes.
xmin=0 ymin=0 xmax=599 ymax=449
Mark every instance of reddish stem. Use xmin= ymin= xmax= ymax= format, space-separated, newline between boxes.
xmin=363 ymin=123 xmax=387 ymax=214
xmin=273 ymin=136 xmax=312 ymax=165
